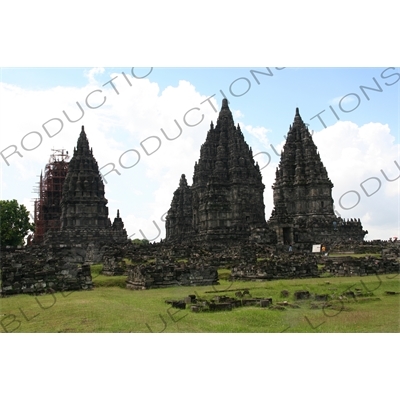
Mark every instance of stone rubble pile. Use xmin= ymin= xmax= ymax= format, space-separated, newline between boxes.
xmin=231 ymin=254 xmax=319 ymax=281
xmin=0 ymin=245 xmax=93 ymax=296
xmin=321 ymin=256 xmax=400 ymax=276
xmin=166 ymin=291 xmax=274 ymax=312
xmin=126 ymin=260 xmax=218 ymax=290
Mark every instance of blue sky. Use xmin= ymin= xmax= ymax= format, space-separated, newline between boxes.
xmin=2 ymin=67 xmax=398 ymax=134
xmin=1 ymin=67 xmax=399 ymax=241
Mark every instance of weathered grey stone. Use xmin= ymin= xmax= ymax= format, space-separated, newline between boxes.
xmin=294 ymin=290 xmax=310 ymax=300
xmin=166 ymin=99 xmax=271 ymax=245
xmin=0 ymin=245 xmax=93 ymax=296
xmin=314 ymin=294 xmax=329 ymax=301
xmin=268 ymin=108 xmax=367 ymax=248
xmin=321 ymin=255 xmax=400 ymax=277
xmin=260 ymin=299 xmax=270 ymax=307
xmin=44 ymin=126 xmax=128 ymax=247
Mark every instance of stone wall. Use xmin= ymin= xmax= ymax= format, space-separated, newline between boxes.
xmin=101 ymin=246 xmax=129 ymax=276
xmin=101 ymin=242 xmax=160 ymax=276
xmin=0 ymin=245 xmax=93 ymax=296
xmin=321 ymin=256 xmax=400 ymax=277
xmin=231 ymin=254 xmax=319 ymax=281
xmin=126 ymin=261 xmax=218 ymax=290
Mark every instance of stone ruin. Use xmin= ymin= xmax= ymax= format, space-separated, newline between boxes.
xmin=160 ymin=286 xmax=371 ymax=314
xmin=315 ymin=241 xmax=400 ymax=277
xmin=99 ymin=242 xmax=321 ymax=289
xmin=230 ymin=253 xmax=320 ymax=281
xmin=1 ymin=245 xmax=92 ymax=296
xmin=100 ymin=242 xmax=243 ymax=288
xmin=268 ymin=108 xmax=367 ymax=248
xmin=1 ymin=104 xmax=397 ymax=297
xmin=126 ymin=261 xmax=218 ymax=290
xmin=320 ymin=256 xmax=400 ymax=277
xmin=44 ymin=126 xmax=128 ymax=250
xmin=71 ymin=237 xmax=399 ymax=291
xmin=178 ymin=292 xmax=274 ymax=312
xmin=1 ymin=127 xmax=128 ymax=296
xmin=165 ymin=101 xmax=367 ymax=251
xmin=165 ymin=99 xmax=271 ymax=245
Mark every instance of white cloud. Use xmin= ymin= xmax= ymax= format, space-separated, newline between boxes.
xmin=0 ymin=72 xmax=219 ymax=241
xmin=244 ymin=125 xmax=271 ymax=149
xmin=233 ymin=109 xmax=244 ymax=119
xmin=313 ymin=121 xmax=400 ymax=240
xmin=330 ymin=95 xmax=357 ymax=105
xmin=84 ymin=67 xmax=105 ymax=85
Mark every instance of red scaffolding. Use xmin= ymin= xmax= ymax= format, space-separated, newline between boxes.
xmin=32 ymin=149 xmax=70 ymax=244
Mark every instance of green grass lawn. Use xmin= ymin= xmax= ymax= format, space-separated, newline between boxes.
xmin=1 ymin=264 xmax=399 ymax=333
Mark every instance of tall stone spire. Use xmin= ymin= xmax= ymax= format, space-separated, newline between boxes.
xmin=268 ymin=108 xmax=366 ymax=247
xmin=165 ymin=174 xmax=193 ymax=241
xmin=112 ymin=209 xmax=128 ymax=242
xmin=166 ymin=100 xmax=268 ymax=243
xmin=272 ymin=108 xmax=334 ymax=218
xmin=60 ymin=126 xmax=110 ymax=231
xmin=45 ymin=126 xmax=127 ymax=245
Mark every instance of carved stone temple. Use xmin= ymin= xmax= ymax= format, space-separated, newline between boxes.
xmin=44 ymin=126 xmax=128 ymax=246
xmin=165 ymin=99 xmax=269 ymax=244
xmin=166 ymin=102 xmax=367 ymax=248
xmin=1 ymin=126 xmax=129 ymax=296
xmin=267 ymin=108 xmax=367 ymax=247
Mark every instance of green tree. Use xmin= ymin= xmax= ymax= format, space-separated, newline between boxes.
xmin=0 ymin=200 xmax=34 ymax=247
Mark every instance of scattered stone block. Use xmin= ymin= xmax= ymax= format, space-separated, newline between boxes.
xmin=171 ymin=300 xmax=186 ymax=309
xmin=294 ymin=290 xmax=310 ymax=300
xmin=241 ymin=298 xmax=258 ymax=306
xmin=314 ymin=294 xmax=329 ymax=301
xmin=259 ymin=299 xmax=270 ymax=307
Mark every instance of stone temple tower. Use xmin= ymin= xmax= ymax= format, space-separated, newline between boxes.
xmin=166 ymin=99 xmax=269 ymax=244
xmin=45 ymin=126 xmax=127 ymax=245
xmin=165 ymin=173 xmax=193 ymax=243
xmin=268 ymin=108 xmax=367 ymax=247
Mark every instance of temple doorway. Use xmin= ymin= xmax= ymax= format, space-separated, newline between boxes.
xmin=283 ymin=227 xmax=292 ymax=244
